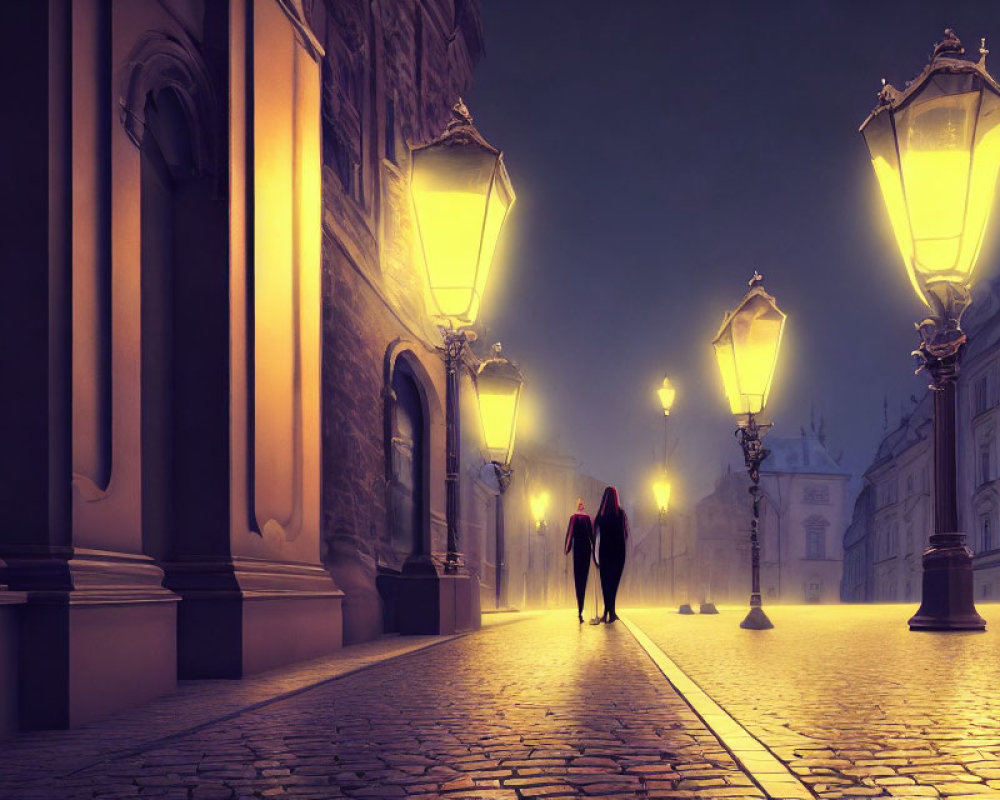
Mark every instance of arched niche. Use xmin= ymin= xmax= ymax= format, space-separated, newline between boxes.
xmin=126 ymin=32 xmax=229 ymax=562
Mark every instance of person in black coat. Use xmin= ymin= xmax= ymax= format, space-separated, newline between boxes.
xmin=594 ymin=485 xmax=629 ymax=623
xmin=564 ymin=499 xmax=595 ymax=623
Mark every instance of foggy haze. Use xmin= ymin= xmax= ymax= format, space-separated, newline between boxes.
xmin=465 ymin=0 xmax=1000 ymax=513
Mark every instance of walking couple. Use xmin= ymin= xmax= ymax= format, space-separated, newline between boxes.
xmin=563 ymin=486 xmax=629 ymax=624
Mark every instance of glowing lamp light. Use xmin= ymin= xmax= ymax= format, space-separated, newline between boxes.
xmin=410 ymin=98 xmax=515 ymax=327
xmin=475 ymin=344 xmax=523 ymax=467
xmin=712 ymin=273 xmax=786 ymax=419
xmin=657 ymin=377 xmax=676 ymax=416
xmin=652 ymin=478 xmax=671 ymax=515
xmin=530 ymin=491 xmax=549 ymax=529
xmin=860 ymin=30 xmax=1000 ymax=309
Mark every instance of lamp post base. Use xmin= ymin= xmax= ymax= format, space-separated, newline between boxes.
xmin=740 ymin=606 xmax=773 ymax=630
xmin=908 ymin=533 xmax=986 ymax=631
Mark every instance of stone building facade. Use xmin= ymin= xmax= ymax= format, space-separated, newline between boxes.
xmin=0 ymin=0 xmax=492 ymax=736
xmin=693 ymin=429 xmax=848 ymax=605
xmin=319 ymin=0 xmax=489 ymax=643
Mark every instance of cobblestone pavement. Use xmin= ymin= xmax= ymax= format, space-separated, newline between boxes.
xmin=626 ymin=603 xmax=1000 ymax=800
xmin=0 ymin=612 xmax=761 ymax=800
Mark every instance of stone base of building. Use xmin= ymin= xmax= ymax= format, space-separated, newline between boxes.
xmin=0 ymin=592 xmax=26 ymax=739
xmin=2 ymin=549 xmax=179 ymax=731
xmin=164 ymin=557 xmax=344 ymax=679
xmin=391 ymin=559 xmax=481 ymax=635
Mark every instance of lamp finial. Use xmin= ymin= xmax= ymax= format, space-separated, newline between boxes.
xmin=448 ymin=97 xmax=474 ymax=130
xmin=932 ymin=29 xmax=964 ymax=61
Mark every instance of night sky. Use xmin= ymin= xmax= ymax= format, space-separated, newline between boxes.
xmin=465 ymin=0 xmax=1000 ymax=513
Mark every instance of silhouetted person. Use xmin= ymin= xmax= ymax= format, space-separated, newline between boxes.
xmin=595 ymin=486 xmax=629 ymax=623
xmin=564 ymin=498 xmax=595 ymax=623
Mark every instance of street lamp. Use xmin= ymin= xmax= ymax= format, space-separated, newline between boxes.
xmin=475 ymin=343 xmax=524 ymax=609
xmin=410 ymin=98 xmax=515 ymax=573
xmin=860 ymin=29 xmax=999 ymax=631
xmin=652 ymin=477 xmax=672 ymax=603
xmin=712 ymin=272 xmax=786 ymax=630
xmin=530 ymin=491 xmax=549 ymax=605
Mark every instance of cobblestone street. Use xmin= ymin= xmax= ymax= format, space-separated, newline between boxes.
xmin=4 ymin=605 xmax=1000 ymax=800
xmin=0 ymin=613 xmax=758 ymax=800
xmin=627 ymin=603 xmax=1000 ymax=800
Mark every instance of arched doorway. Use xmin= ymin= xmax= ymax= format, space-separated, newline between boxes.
xmin=388 ymin=358 xmax=425 ymax=562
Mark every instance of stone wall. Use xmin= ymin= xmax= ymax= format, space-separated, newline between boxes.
xmin=316 ymin=0 xmax=486 ymax=642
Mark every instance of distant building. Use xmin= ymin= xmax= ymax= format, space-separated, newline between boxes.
xmin=758 ymin=431 xmax=850 ymax=603
xmin=842 ymin=484 xmax=876 ymax=602
xmin=957 ymin=277 xmax=1000 ymax=600
xmin=693 ymin=429 xmax=848 ymax=605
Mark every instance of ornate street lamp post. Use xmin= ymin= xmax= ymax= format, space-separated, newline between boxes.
xmin=712 ymin=272 xmax=786 ymax=630
xmin=410 ymin=99 xmax=515 ymax=574
xmin=652 ymin=477 xmax=672 ymax=602
xmin=657 ymin=376 xmax=676 ymax=466
xmin=860 ymin=29 xmax=1000 ymax=630
xmin=475 ymin=343 xmax=524 ymax=608
xmin=655 ymin=377 xmax=675 ymax=605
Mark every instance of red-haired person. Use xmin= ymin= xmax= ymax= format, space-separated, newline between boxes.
xmin=564 ymin=499 xmax=595 ymax=623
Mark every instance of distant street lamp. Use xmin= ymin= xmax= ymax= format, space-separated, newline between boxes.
xmin=530 ymin=491 xmax=550 ymax=605
xmin=860 ymin=29 xmax=1000 ymax=631
xmin=475 ymin=343 xmax=524 ymax=609
xmin=712 ymin=272 xmax=786 ymax=630
xmin=656 ymin=377 xmax=676 ymax=605
xmin=410 ymin=98 xmax=515 ymax=574
xmin=652 ymin=477 xmax=672 ymax=603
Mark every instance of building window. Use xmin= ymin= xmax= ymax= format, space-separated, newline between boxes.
xmin=983 ymin=513 xmax=994 ymax=552
xmin=805 ymin=514 xmax=828 ymax=559
xmin=975 ymin=375 xmax=989 ymax=416
xmin=981 ymin=444 xmax=992 ymax=486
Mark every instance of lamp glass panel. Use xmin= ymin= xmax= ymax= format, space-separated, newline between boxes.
xmin=897 ymin=91 xmax=978 ymax=277
xmin=715 ymin=295 xmax=784 ymax=416
xmin=967 ymin=89 xmax=1000 ymax=276
xmin=713 ymin=326 xmax=743 ymax=415
xmin=411 ymin=146 xmax=497 ymax=323
xmin=653 ymin=480 xmax=671 ymax=514
xmin=477 ymin=376 xmax=520 ymax=464
xmin=466 ymin=171 xmax=513 ymax=327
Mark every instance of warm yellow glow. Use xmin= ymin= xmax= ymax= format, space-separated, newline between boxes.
xmin=868 ymin=88 xmax=1000 ymax=304
xmin=713 ymin=292 xmax=786 ymax=417
xmin=530 ymin=491 xmax=550 ymax=526
xmin=652 ymin=478 xmax=671 ymax=514
xmin=478 ymin=391 xmax=519 ymax=464
xmin=657 ymin=377 xmax=676 ymax=415
xmin=475 ymin=348 xmax=523 ymax=466
xmin=410 ymin=129 xmax=515 ymax=327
